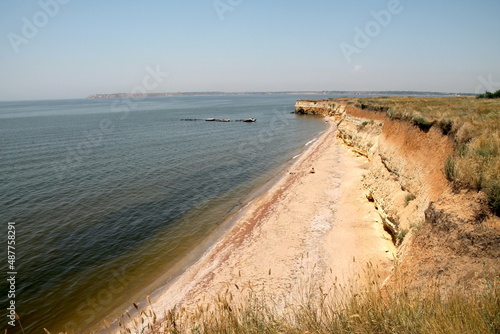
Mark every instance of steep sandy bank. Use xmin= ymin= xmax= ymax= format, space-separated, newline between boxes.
xmin=111 ymin=118 xmax=396 ymax=332
xmin=295 ymin=99 xmax=500 ymax=291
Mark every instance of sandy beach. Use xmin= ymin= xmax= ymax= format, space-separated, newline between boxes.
xmin=115 ymin=117 xmax=396 ymax=330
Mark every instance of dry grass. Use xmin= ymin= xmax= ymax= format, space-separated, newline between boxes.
xmin=113 ymin=268 xmax=499 ymax=334
xmin=331 ymin=96 xmax=500 ymax=215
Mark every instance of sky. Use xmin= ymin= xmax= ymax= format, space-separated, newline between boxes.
xmin=1 ymin=0 xmax=499 ymax=101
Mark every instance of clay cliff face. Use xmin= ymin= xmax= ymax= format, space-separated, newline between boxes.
xmin=295 ymin=99 xmax=500 ymax=291
xmin=295 ymin=100 xmax=344 ymax=115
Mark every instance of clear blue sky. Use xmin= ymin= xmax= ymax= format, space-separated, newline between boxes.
xmin=1 ymin=0 xmax=499 ymax=100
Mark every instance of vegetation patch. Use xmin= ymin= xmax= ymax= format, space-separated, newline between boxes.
xmin=404 ymin=194 xmax=416 ymax=207
xmin=397 ymin=228 xmax=409 ymax=244
xmin=476 ymin=89 xmax=500 ymax=99
xmin=357 ymin=120 xmax=374 ymax=131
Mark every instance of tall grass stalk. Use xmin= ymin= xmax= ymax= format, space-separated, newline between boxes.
xmin=116 ymin=274 xmax=499 ymax=334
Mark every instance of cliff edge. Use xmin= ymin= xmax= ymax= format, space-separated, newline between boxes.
xmin=296 ymin=97 xmax=500 ymax=291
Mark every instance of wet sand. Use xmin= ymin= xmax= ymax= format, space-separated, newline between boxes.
xmin=114 ymin=117 xmax=396 ymax=330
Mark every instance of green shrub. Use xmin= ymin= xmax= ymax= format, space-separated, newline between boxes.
xmin=397 ymin=228 xmax=409 ymax=242
xmin=357 ymin=121 xmax=369 ymax=131
xmin=404 ymin=194 xmax=416 ymax=207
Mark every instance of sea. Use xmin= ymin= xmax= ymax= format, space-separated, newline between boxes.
xmin=0 ymin=94 xmax=332 ymax=333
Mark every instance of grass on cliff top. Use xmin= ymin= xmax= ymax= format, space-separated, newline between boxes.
xmin=109 ymin=271 xmax=499 ymax=334
xmin=336 ymin=96 xmax=500 ymax=215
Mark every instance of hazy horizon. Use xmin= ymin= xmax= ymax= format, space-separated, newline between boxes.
xmin=1 ymin=0 xmax=499 ymax=101
xmin=0 ymin=90 xmax=474 ymax=103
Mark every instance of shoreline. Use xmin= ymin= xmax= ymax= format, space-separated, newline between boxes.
xmin=96 ymin=117 xmax=328 ymax=332
xmin=110 ymin=117 xmax=396 ymax=332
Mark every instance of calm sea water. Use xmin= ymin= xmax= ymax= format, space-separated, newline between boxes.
xmin=0 ymin=95 xmax=329 ymax=333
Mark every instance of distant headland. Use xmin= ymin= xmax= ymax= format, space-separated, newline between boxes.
xmin=86 ymin=91 xmax=472 ymax=99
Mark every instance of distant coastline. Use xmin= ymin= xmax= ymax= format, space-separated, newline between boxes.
xmin=86 ymin=91 xmax=473 ymax=99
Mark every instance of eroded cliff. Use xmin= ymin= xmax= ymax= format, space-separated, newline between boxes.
xmin=295 ymin=98 xmax=500 ymax=290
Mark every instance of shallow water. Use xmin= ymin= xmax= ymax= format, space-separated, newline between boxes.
xmin=0 ymin=95 xmax=329 ymax=333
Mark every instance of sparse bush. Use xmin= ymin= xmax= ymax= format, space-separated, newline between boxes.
xmin=357 ymin=121 xmax=369 ymax=131
xmin=404 ymin=194 xmax=416 ymax=207
xmin=387 ymin=109 xmax=404 ymax=120
xmin=397 ymin=229 xmax=409 ymax=243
